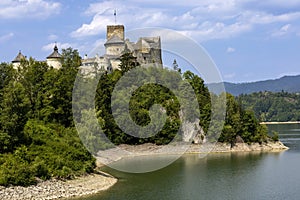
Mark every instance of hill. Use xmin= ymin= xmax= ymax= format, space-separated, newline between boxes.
xmin=208 ymin=75 xmax=300 ymax=96
xmin=238 ymin=91 xmax=300 ymax=122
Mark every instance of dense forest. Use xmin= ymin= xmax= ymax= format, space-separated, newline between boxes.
xmin=80 ymin=53 xmax=272 ymax=150
xmin=238 ymin=91 xmax=300 ymax=122
xmin=0 ymin=50 xmax=273 ymax=187
xmin=0 ymin=49 xmax=95 ymax=186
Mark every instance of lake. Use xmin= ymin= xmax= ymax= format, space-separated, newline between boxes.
xmin=79 ymin=124 xmax=300 ymax=200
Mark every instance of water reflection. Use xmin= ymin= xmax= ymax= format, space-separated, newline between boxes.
xmin=78 ymin=124 xmax=300 ymax=200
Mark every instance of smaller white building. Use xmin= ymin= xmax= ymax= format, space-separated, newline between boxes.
xmin=12 ymin=45 xmax=63 ymax=69
xmin=12 ymin=50 xmax=26 ymax=69
xmin=46 ymin=45 xmax=62 ymax=69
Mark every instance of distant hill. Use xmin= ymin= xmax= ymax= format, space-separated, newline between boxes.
xmin=208 ymin=75 xmax=300 ymax=96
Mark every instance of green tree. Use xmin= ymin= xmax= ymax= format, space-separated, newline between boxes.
xmin=0 ymin=63 xmax=14 ymax=101
xmin=42 ymin=48 xmax=81 ymax=126
xmin=0 ymin=81 xmax=31 ymax=152
xmin=183 ymin=71 xmax=211 ymax=132
xmin=119 ymin=52 xmax=139 ymax=74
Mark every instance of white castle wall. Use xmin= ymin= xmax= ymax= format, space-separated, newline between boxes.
xmin=46 ymin=58 xmax=62 ymax=69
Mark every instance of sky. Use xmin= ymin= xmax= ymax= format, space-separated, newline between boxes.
xmin=1 ymin=0 xmax=300 ymax=83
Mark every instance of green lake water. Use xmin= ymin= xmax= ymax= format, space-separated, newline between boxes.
xmin=79 ymin=124 xmax=300 ymax=200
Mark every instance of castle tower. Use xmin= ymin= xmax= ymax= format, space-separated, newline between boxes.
xmin=107 ymin=25 xmax=124 ymax=41
xmin=12 ymin=50 xmax=26 ymax=69
xmin=104 ymin=25 xmax=125 ymax=57
xmin=80 ymin=23 xmax=163 ymax=73
xmin=46 ymin=44 xmax=62 ymax=69
xmin=134 ymin=37 xmax=162 ymax=67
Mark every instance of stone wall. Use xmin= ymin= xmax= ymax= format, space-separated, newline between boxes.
xmin=46 ymin=58 xmax=62 ymax=69
xmin=106 ymin=44 xmax=125 ymax=56
xmin=107 ymin=25 xmax=124 ymax=41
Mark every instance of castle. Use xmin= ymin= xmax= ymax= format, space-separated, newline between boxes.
xmin=80 ymin=24 xmax=162 ymax=74
xmin=12 ymin=44 xmax=62 ymax=69
xmin=12 ymin=24 xmax=162 ymax=72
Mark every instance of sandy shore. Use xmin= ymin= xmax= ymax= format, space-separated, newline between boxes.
xmin=188 ymin=141 xmax=289 ymax=153
xmin=0 ymin=171 xmax=117 ymax=200
xmin=96 ymin=141 xmax=289 ymax=165
xmin=260 ymin=121 xmax=300 ymax=124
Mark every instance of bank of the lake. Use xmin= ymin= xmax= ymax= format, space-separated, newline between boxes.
xmin=189 ymin=141 xmax=288 ymax=153
xmin=79 ymin=123 xmax=300 ymax=200
xmin=0 ymin=141 xmax=288 ymax=200
xmin=0 ymin=141 xmax=286 ymax=200
xmin=260 ymin=121 xmax=300 ymax=124
xmin=0 ymin=171 xmax=117 ymax=200
xmin=96 ymin=141 xmax=288 ymax=166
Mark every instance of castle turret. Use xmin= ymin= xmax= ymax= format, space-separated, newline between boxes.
xmin=104 ymin=25 xmax=125 ymax=56
xmin=104 ymin=25 xmax=126 ymax=69
xmin=107 ymin=25 xmax=124 ymax=41
xmin=12 ymin=50 xmax=26 ymax=69
xmin=46 ymin=44 xmax=62 ymax=69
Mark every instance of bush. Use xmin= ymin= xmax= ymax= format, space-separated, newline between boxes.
xmin=0 ymin=153 xmax=36 ymax=186
xmin=271 ymin=131 xmax=279 ymax=142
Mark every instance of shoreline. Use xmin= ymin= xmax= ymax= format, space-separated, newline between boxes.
xmin=260 ymin=121 xmax=300 ymax=124
xmin=187 ymin=141 xmax=289 ymax=153
xmin=96 ymin=141 xmax=289 ymax=165
xmin=0 ymin=141 xmax=288 ymax=200
xmin=0 ymin=171 xmax=117 ymax=200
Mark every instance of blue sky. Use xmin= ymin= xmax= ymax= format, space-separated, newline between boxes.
xmin=1 ymin=0 xmax=300 ymax=83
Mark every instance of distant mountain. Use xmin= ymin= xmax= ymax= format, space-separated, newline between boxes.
xmin=208 ymin=75 xmax=300 ymax=96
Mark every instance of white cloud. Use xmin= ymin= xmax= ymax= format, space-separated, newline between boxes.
xmin=71 ymin=0 xmax=300 ymax=42
xmin=272 ymin=24 xmax=293 ymax=37
xmin=42 ymin=42 xmax=72 ymax=52
xmin=190 ymin=0 xmax=237 ymax=18
xmin=181 ymin=22 xmax=251 ymax=41
xmin=47 ymin=34 xmax=58 ymax=41
xmin=242 ymin=11 xmax=300 ymax=25
xmin=277 ymin=72 xmax=300 ymax=78
xmin=281 ymin=24 xmax=291 ymax=32
xmin=227 ymin=47 xmax=236 ymax=53
xmin=242 ymin=0 xmax=300 ymax=11
xmin=71 ymin=14 xmax=114 ymax=38
xmin=0 ymin=0 xmax=61 ymax=19
xmin=0 ymin=32 xmax=14 ymax=43
xmin=84 ymin=1 xmax=123 ymax=16
xmin=72 ymin=1 xmax=249 ymax=41
xmin=84 ymin=38 xmax=107 ymax=56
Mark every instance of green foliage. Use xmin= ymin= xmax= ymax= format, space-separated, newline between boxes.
xmin=271 ymin=131 xmax=279 ymax=142
xmin=0 ymin=49 xmax=94 ymax=187
xmin=0 ymin=63 xmax=14 ymax=101
xmin=238 ymin=91 xmax=300 ymax=122
xmin=183 ymin=71 xmax=211 ymax=133
xmin=94 ymin=54 xmax=269 ymax=147
xmin=0 ymin=81 xmax=31 ymax=152
xmin=218 ymin=93 xmax=269 ymax=144
xmin=119 ymin=52 xmax=139 ymax=74
xmin=0 ymin=150 xmax=36 ymax=187
xmin=95 ymin=66 xmax=183 ymax=145
xmin=0 ymin=120 xmax=95 ymax=186
xmin=0 ymin=50 xmax=272 ymax=186
xmin=24 ymin=120 xmax=95 ymax=179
